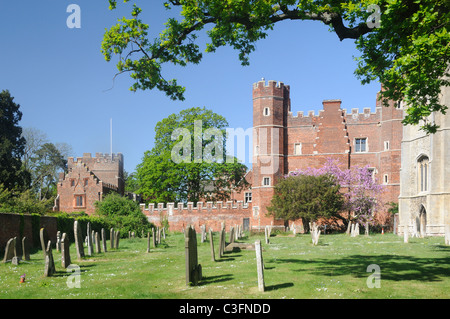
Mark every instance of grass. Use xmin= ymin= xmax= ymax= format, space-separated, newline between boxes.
xmin=0 ymin=232 xmax=449 ymax=299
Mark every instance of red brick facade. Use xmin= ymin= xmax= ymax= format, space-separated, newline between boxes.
xmin=54 ymin=153 xmax=124 ymax=214
xmin=249 ymin=80 xmax=403 ymax=230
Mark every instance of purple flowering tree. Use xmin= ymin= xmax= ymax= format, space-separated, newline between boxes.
xmin=288 ymin=158 xmax=385 ymax=226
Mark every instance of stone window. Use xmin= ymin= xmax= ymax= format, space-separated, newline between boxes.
xmin=384 ymin=141 xmax=390 ymax=150
xmin=383 ymin=174 xmax=389 ymax=184
xmin=245 ymin=192 xmax=252 ymax=203
xmin=263 ymin=107 xmax=270 ymax=116
xmin=263 ymin=177 xmax=270 ymax=186
xmin=418 ymin=156 xmax=429 ymax=192
xmin=355 ymin=138 xmax=367 ymax=152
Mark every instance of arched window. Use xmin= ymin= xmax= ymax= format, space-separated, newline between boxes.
xmin=418 ymin=155 xmax=429 ymax=192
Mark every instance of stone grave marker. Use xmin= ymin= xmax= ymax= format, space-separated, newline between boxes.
xmin=22 ymin=237 xmax=30 ymax=261
xmin=101 ymin=228 xmax=107 ymax=252
xmin=265 ymin=226 xmax=270 ymax=244
xmin=44 ymin=240 xmax=55 ymax=277
xmin=114 ymin=230 xmax=120 ymax=249
xmin=255 ymin=240 xmax=265 ymax=292
xmin=56 ymin=231 xmax=61 ymax=252
xmin=87 ymin=222 xmax=93 ymax=256
xmin=2 ymin=237 xmax=16 ymax=263
xmin=209 ymin=228 xmax=215 ymax=262
xmin=110 ymin=228 xmax=115 ymax=249
xmin=229 ymin=226 xmax=235 ymax=244
xmin=95 ymin=232 xmax=101 ymax=253
xmin=152 ymin=228 xmax=157 ymax=248
xmin=74 ymin=220 xmax=85 ymax=259
xmin=61 ymin=233 xmax=71 ymax=268
xmin=185 ymin=226 xmax=202 ymax=286
xmin=40 ymin=228 xmax=49 ymax=257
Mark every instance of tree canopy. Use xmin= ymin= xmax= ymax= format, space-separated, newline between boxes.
xmin=0 ymin=90 xmax=28 ymax=190
xmin=135 ymin=107 xmax=249 ymax=204
xmin=103 ymin=0 xmax=449 ymax=134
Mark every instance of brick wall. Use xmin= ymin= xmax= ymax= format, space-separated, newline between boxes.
xmin=0 ymin=213 xmax=57 ymax=255
xmin=140 ymin=202 xmax=253 ymax=232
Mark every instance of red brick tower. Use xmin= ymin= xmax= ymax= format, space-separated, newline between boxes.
xmin=251 ymin=79 xmax=290 ymax=229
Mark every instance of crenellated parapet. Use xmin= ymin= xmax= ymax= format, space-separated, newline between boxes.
xmin=140 ymin=201 xmax=250 ymax=215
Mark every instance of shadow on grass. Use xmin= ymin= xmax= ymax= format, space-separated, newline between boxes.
xmin=274 ymin=253 xmax=450 ymax=282
xmin=265 ymin=282 xmax=294 ymax=291
xmin=199 ymin=274 xmax=234 ymax=286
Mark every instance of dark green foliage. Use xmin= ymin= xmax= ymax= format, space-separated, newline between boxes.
xmin=0 ymin=90 xmax=29 ymax=190
xmin=267 ymin=174 xmax=344 ymax=228
xmin=94 ymin=193 xmax=152 ymax=238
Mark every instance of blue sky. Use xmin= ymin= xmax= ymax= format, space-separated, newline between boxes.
xmin=0 ymin=1 xmax=380 ymax=173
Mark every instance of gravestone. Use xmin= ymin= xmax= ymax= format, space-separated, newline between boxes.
xmin=152 ymin=228 xmax=157 ymax=248
xmin=74 ymin=220 xmax=85 ymax=259
xmin=346 ymin=222 xmax=352 ymax=236
xmin=218 ymin=228 xmax=224 ymax=258
xmin=229 ymin=227 xmax=235 ymax=244
xmin=2 ymin=237 xmax=16 ymax=263
xmin=265 ymin=226 xmax=270 ymax=244
xmin=114 ymin=230 xmax=120 ymax=249
xmin=56 ymin=231 xmax=61 ymax=252
xmin=44 ymin=240 xmax=55 ymax=277
xmin=87 ymin=222 xmax=93 ymax=256
xmin=200 ymin=225 xmax=206 ymax=243
xmin=255 ymin=240 xmax=265 ymax=292
xmin=110 ymin=228 xmax=115 ymax=249
xmin=311 ymin=223 xmax=321 ymax=246
xmin=61 ymin=233 xmax=71 ymax=268
xmin=22 ymin=237 xmax=30 ymax=261
xmin=404 ymin=225 xmax=409 ymax=243
xmin=11 ymin=256 xmax=19 ymax=265
xmin=209 ymin=228 xmax=215 ymax=262
xmin=95 ymin=232 xmax=101 ymax=253
xmin=40 ymin=228 xmax=49 ymax=257
xmin=101 ymin=228 xmax=107 ymax=252
xmin=185 ymin=226 xmax=202 ymax=286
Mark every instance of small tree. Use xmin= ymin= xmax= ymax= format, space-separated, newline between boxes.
xmin=289 ymin=158 xmax=385 ymax=228
xmin=267 ymin=174 xmax=344 ymax=232
xmin=94 ymin=193 xmax=152 ymax=236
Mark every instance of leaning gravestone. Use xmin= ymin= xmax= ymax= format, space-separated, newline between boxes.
xmin=185 ymin=226 xmax=202 ymax=286
xmin=209 ymin=228 xmax=215 ymax=262
xmin=40 ymin=228 xmax=49 ymax=257
xmin=74 ymin=220 xmax=85 ymax=260
xmin=255 ymin=240 xmax=265 ymax=292
xmin=229 ymin=227 xmax=235 ymax=244
xmin=44 ymin=240 xmax=56 ymax=277
xmin=22 ymin=237 xmax=30 ymax=261
xmin=61 ymin=233 xmax=71 ymax=269
xmin=2 ymin=237 xmax=17 ymax=263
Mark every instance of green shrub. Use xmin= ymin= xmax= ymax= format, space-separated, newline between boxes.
xmin=94 ymin=193 xmax=152 ymax=238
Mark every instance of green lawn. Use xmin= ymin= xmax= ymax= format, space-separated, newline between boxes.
xmin=0 ymin=232 xmax=449 ymax=299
